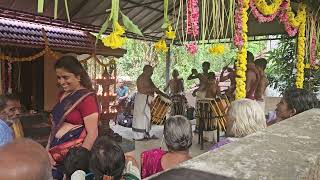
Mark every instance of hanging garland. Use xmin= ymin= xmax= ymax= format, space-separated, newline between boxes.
xmin=249 ymin=0 xmax=280 ymax=23
xmin=277 ymin=1 xmax=298 ymax=37
xmin=234 ymin=0 xmax=249 ymax=99
xmin=310 ymin=23 xmax=316 ymax=67
xmin=0 ymin=30 xmax=59 ymax=62
xmin=250 ymin=0 xmax=307 ymax=89
xmin=253 ymin=0 xmax=283 ymax=16
xmin=208 ymin=44 xmax=225 ymax=55
xmin=295 ymin=3 xmax=306 ymax=89
xmin=185 ymin=0 xmax=199 ymax=55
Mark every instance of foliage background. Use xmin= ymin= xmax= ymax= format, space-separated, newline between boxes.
xmin=266 ymin=36 xmax=320 ymax=94
xmin=116 ymin=39 xmax=266 ymax=91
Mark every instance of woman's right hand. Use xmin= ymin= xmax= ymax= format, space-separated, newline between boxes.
xmin=47 ymin=152 xmax=57 ymax=166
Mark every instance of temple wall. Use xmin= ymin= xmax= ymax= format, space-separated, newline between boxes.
xmin=153 ymin=109 xmax=320 ymax=180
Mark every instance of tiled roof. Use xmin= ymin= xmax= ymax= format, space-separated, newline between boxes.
xmin=0 ymin=17 xmax=126 ymax=57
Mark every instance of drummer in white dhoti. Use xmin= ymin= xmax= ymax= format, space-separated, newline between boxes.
xmin=133 ymin=65 xmax=167 ymax=140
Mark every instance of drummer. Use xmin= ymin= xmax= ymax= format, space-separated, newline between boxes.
xmin=205 ymin=72 xmax=221 ymax=99
xmin=220 ymin=63 xmax=236 ymax=100
xmin=188 ymin=62 xmax=211 ymax=99
xmin=164 ymin=69 xmax=184 ymax=96
xmin=132 ymin=65 xmax=166 ymax=140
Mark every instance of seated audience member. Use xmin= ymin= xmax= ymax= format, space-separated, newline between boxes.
xmin=0 ymin=94 xmax=22 ymax=120
xmin=0 ymin=118 xmax=13 ymax=146
xmin=0 ymin=94 xmax=23 ymax=138
xmin=210 ymin=99 xmax=266 ymax=151
xmin=267 ymin=88 xmax=319 ymax=126
xmin=0 ymin=138 xmax=52 ymax=180
xmin=90 ymin=136 xmax=140 ymax=180
xmin=64 ymin=146 xmax=91 ymax=180
xmin=141 ymin=115 xmax=192 ymax=179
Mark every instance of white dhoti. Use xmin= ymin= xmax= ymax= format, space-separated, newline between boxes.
xmin=132 ymin=93 xmax=153 ymax=140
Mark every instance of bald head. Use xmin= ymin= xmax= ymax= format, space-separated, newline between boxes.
xmin=0 ymin=138 xmax=52 ymax=180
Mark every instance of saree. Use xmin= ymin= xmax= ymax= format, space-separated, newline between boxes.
xmin=48 ymin=89 xmax=94 ymax=163
xmin=141 ymin=148 xmax=166 ymax=179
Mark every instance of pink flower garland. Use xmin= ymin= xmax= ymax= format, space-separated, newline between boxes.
xmin=249 ymin=0 xmax=278 ymax=23
xmin=277 ymin=1 xmax=298 ymax=37
xmin=249 ymin=0 xmax=298 ymax=37
xmin=310 ymin=29 xmax=316 ymax=66
xmin=186 ymin=0 xmax=199 ymax=54
xmin=186 ymin=0 xmax=199 ymax=37
xmin=234 ymin=0 xmax=244 ymax=48
xmin=185 ymin=42 xmax=198 ymax=55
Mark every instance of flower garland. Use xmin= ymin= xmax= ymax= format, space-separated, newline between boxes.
xmin=287 ymin=2 xmax=306 ymax=28
xmin=235 ymin=0 xmax=249 ymax=99
xmin=310 ymin=18 xmax=317 ymax=67
xmin=208 ymin=44 xmax=225 ymax=55
xmin=253 ymin=0 xmax=283 ymax=16
xmin=277 ymin=1 xmax=298 ymax=37
xmin=186 ymin=0 xmax=199 ymax=37
xmin=185 ymin=0 xmax=199 ymax=55
xmin=185 ymin=42 xmax=198 ymax=55
xmin=234 ymin=0 xmax=244 ymax=48
xmin=249 ymin=0 xmax=279 ymax=23
xmin=310 ymin=22 xmax=316 ymax=67
xmin=295 ymin=3 xmax=306 ymax=89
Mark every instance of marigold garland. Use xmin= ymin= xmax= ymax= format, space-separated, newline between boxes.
xmin=208 ymin=44 xmax=225 ymax=55
xmin=253 ymin=0 xmax=283 ymax=16
xmin=295 ymin=3 xmax=306 ymax=89
xmin=287 ymin=2 xmax=306 ymax=28
xmin=235 ymin=0 xmax=249 ymax=99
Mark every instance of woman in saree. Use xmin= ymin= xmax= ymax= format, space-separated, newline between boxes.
xmin=141 ymin=115 xmax=192 ymax=179
xmin=47 ymin=56 xmax=99 ymax=179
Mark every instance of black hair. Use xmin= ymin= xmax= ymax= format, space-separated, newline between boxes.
xmin=64 ymin=146 xmax=90 ymax=178
xmin=0 ymin=94 xmax=20 ymax=111
xmin=247 ymin=51 xmax=254 ymax=63
xmin=254 ymin=58 xmax=268 ymax=70
xmin=283 ymin=88 xmax=319 ymax=114
xmin=143 ymin=65 xmax=153 ymax=72
xmin=208 ymin=72 xmax=216 ymax=79
xmin=54 ymin=56 xmax=93 ymax=91
xmin=202 ymin=62 xmax=210 ymax=68
xmin=89 ymin=136 xmax=125 ymax=180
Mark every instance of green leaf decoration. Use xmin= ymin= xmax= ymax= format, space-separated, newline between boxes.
xmin=121 ymin=12 xmax=143 ymax=36
xmin=96 ymin=16 xmax=111 ymax=44
xmin=64 ymin=0 xmax=70 ymax=22
xmin=37 ymin=0 xmax=44 ymax=13
xmin=54 ymin=0 xmax=58 ymax=19
xmin=161 ymin=22 xmax=169 ymax=29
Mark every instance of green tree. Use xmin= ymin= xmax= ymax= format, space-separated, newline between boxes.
xmin=266 ymin=37 xmax=320 ymax=94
